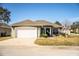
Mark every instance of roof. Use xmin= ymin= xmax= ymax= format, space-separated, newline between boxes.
xmin=0 ymin=22 xmax=11 ymax=28
xmin=12 ymin=19 xmax=62 ymax=28
xmin=12 ymin=19 xmax=34 ymax=27
xmin=34 ymin=20 xmax=53 ymax=26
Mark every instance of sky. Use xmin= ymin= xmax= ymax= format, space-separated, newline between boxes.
xmin=2 ymin=3 xmax=79 ymax=24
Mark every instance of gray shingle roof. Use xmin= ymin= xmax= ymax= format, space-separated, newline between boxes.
xmin=12 ymin=19 xmax=62 ymax=28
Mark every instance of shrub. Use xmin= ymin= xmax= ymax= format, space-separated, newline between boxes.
xmin=41 ymin=33 xmax=48 ymax=38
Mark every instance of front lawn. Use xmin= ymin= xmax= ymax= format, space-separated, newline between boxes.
xmin=35 ymin=35 xmax=79 ymax=46
xmin=0 ymin=37 xmax=11 ymax=41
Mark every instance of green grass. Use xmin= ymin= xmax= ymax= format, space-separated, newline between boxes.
xmin=35 ymin=35 xmax=79 ymax=46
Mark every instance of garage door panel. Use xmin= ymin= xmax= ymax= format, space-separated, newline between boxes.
xmin=16 ymin=27 xmax=37 ymax=38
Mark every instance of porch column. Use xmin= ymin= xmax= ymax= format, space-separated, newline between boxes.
xmin=44 ymin=27 xmax=46 ymax=34
xmin=50 ymin=27 xmax=52 ymax=36
xmin=11 ymin=27 xmax=16 ymax=38
xmin=51 ymin=28 xmax=53 ymax=36
xmin=37 ymin=27 xmax=40 ymax=38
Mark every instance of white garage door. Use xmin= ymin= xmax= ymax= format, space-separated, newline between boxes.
xmin=16 ymin=27 xmax=37 ymax=38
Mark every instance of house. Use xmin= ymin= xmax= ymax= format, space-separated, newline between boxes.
xmin=71 ymin=28 xmax=79 ymax=34
xmin=0 ymin=22 xmax=11 ymax=37
xmin=71 ymin=21 xmax=79 ymax=34
xmin=11 ymin=19 xmax=62 ymax=38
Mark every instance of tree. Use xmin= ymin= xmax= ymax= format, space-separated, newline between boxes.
xmin=71 ymin=21 xmax=79 ymax=33
xmin=0 ymin=6 xmax=11 ymax=23
xmin=55 ymin=21 xmax=62 ymax=26
xmin=62 ymin=19 xmax=72 ymax=30
xmin=61 ymin=19 xmax=71 ymax=37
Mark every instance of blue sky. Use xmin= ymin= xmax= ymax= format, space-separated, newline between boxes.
xmin=2 ymin=3 xmax=79 ymax=24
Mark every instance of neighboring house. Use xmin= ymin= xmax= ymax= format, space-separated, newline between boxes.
xmin=0 ymin=22 xmax=11 ymax=37
xmin=11 ymin=19 xmax=62 ymax=39
xmin=71 ymin=22 xmax=79 ymax=34
xmin=71 ymin=28 xmax=79 ymax=34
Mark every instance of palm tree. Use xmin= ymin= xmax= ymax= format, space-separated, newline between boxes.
xmin=0 ymin=7 xmax=11 ymax=23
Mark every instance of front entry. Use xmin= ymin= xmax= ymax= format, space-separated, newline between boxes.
xmin=46 ymin=28 xmax=51 ymax=36
xmin=40 ymin=27 xmax=52 ymax=37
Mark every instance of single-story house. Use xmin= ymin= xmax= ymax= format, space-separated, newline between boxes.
xmin=0 ymin=22 xmax=11 ymax=37
xmin=71 ymin=25 xmax=79 ymax=34
xmin=11 ymin=19 xmax=62 ymax=39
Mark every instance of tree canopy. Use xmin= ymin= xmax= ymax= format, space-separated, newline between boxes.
xmin=55 ymin=21 xmax=62 ymax=26
xmin=0 ymin=6 xmax=11 ymax=23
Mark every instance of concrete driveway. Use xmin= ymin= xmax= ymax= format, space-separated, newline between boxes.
xmin=0 ymin=38 xmax=79 ymax=56
xmin=0 ymin=38 xmax=37 ymax=46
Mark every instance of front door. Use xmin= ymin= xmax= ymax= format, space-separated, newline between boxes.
xmin=46 ymin=28 xmax=51 ymax=36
